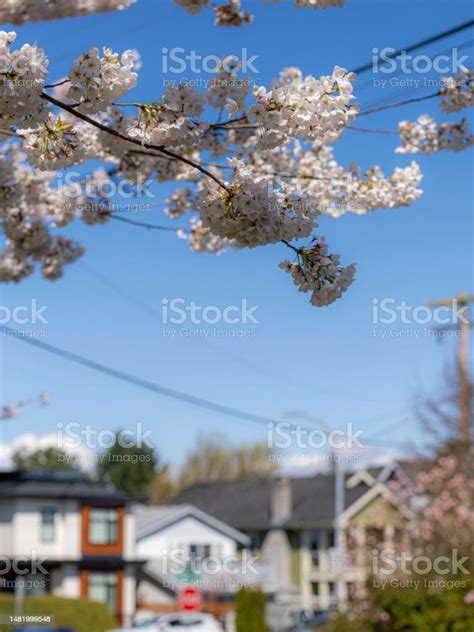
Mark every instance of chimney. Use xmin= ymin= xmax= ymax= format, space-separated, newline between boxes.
xmin=271 ymin=476 xmax=292 ymax=526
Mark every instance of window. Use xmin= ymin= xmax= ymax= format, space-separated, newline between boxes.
xmin=189 ymin=544 xmax=211 ymax=559
xmin=88 ymin=572 xmax=118 ymax=613
xmin=40 ymin=508 xmax=56 ymax=543
xmin=89 ymin=508 xmax=118 ymax=545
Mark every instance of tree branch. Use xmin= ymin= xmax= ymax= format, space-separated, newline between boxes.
xmin=41 ymin=92 xmax=230 ymax=192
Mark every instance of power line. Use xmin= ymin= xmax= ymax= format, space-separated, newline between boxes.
xmin=80 ymin=262 xmax=376 ymax=403
xmin=80 ymin=263 xmax=423 ymax=445
xmin=355 ymin=38 xmax=474 ymax=94
xmin=1 ymin=325 xmax=274 ymax=428
xmin=1 ymin=325 xmax=427 ymax=450
xmin=351 ymin=19 xmax=474 ymax=75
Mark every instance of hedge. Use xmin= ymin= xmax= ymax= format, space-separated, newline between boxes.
xmin=0 ymin=595 xmax=118 ymax=632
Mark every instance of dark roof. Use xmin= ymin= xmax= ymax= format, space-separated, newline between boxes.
xmin=397 ymin=459 xmax=432 ymax=482
xmin=169 ymin=475 xmax=372 ymax=530
xmin=0 ymin=470 xmax=140 ymax=504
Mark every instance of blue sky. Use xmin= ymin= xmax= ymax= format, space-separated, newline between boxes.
xmin=0 ymin=0 xmax=473 ymax=471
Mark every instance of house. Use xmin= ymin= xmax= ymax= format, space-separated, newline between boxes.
xmin=133 ymin=503 xmax=274 ymax=621
xmin=0 ymin=470 xmax=143 ymax=625
xmin=168 ymin=465 xmax=413 ymax=612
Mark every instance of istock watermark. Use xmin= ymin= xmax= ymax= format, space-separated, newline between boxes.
xmin=158 ymin=548 xmax=259 ymax=577
xmin=372 ymin=548 xmax=472 ymax=590
xmin=56 ymin=422 xmax=154 ymax=450
xmin=372 ymin=47 xmax=469 ymax=75
xmin=0 ymin=551 xmax=48 ymax=576
xmin=0 ymin=299 xmax=48 ymax=325
xmin=267 ymin=422 xmax=364 ymax=450
xmin=372 ymin=298 xmax=469 ymax=325
xmin=372 ymin=298 xmax=470 ymax=340
xmin=162 ymin=298 xmax=259 ymax=325
xmin=162 ymin=48 xmax=259 ymax=75
xmin=161 ymin=298 xmax=259 ymax=340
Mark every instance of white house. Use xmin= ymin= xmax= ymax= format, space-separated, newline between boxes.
xmin=0 ymin=470 xmax=143 ymax=625
xmin=133 ymin=504 xmax=271 ymax=618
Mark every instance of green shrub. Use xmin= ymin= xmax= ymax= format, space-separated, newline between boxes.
xmin=324 ymin=580 xmax=474 ymax=632
xmin=0 ymin=594 xmax=118 ymax=632
xmin=235 ymin=587 xmax=269 ymax=632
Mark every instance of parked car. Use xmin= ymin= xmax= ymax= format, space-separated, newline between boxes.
xmin=15 ymin=629 xmax=75 ymax=632
xmin=155 ymin=613 xmax=223 ymax=631
xmin=288 ymin=609 xmax=330 ymax=630
xmin=109 ymin=612 xmax=223 ymax=632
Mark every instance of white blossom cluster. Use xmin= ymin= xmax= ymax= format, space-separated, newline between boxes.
xmin=0 ymin=27 xmax=449 ymax=309
xmin=174 ymin=0 xmax=209 ymax=14
xmin=174 ymin=0 xmax=344 ymax=25
xmin=207 ymin=60 xmax=250 ymax=111
xmin=178 ymin=218 xmax=230 ymax=253
xmin=19 ymin=115 xmax=86 ymax=170
xmin=67 ymin=47 xmax=138 ymax=114
xmin=440 ymin=66 xmax=474 ymax=113
xmin=214 ymin=1 xmax=253 ymax=26
xmin=0 ymin=0 xmax=135 ymax=24
xmin=252 ymin=67 xmax=357 ymax=149
xmin=319 ymin=161 xmax=423 ymax=218
xmin=397 ymin=115 xmax=474 ymax=154
xmin=197 ymin=158 xmax=318 ymax=247
xmin=126 ymin=85 xmax=207 ymax=150
xmin=0 ymin=145 xmax=115 ymax=281
xmin=280 ymin=239 xmax=355 ymax=307
xmin=264 ymin=0 xmax=345 ymax=7
xmin=165 ymin=187 xmax=196 ymax=219
xmin=244 ymin=143 xmax=423 ymax=218
xmin=0 ymin=31 xmax=49 ymax=129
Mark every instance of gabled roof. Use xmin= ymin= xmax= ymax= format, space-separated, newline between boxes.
xmin=0 ymin=470 xmax=141 ymax=504
xmin=169 ymin=474 xmax=374 ymax=530
xmin=134 ymin=503 xmax=250 ymax=545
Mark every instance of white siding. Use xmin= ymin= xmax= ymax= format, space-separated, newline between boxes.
xmin=11 ymin=499 xmax=81 ymax=560
xmin=137 ymin=515 xmax=237 ymax=560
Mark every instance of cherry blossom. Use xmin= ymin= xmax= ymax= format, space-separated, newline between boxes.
xmin=440 ymin=66 xmax=474 ymax=113
xmin=197 ymin=158 xmax=318 ymax=247
xmin=19 ymin=115 xmax=86 ymax=170
xmin=67 ymin=47 xmax=138 ymax=115
xmin=0 ymin=31 xmax=49 ymax=128
xmin=397 ymin=115 xmax=474 ymax=154
xmin=252 ymin=66 xmax=358 ymax=149
xmin=0 ymin=27 xmax=469 ymax=308
xmin=175 ymin=0 xmax=345 ymax=25
xmin=0 ymin=0 xmax=135 ymax=24
xmin=279 ymin=238 xmax=355 ymax=307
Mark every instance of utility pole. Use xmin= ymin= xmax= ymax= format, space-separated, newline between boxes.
xmin=429 ymin=292 xmax=473 ymax=447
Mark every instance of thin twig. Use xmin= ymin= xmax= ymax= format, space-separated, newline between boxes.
xmin=41 ymin=92 xmax=230 ymax=193
xmin=281 ymin=239 xmax=303 ymax=254
xmin=210 ymin=115 xmax=248 ymax=129
xmin=110 ymin=214 xmax=184 ymax=232
xmin=44 ymin=78 xmax=70 ymax=89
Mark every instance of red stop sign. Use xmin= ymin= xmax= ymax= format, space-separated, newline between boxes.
xmin=178 ymin=587 xmax=203 ymax=611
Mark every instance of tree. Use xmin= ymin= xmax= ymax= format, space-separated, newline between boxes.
xmin=149 ymin=463 xmax=177 ymax=505
xmin=329 ymin=454 xmax=474 ymax=631
xmin=13 ymin=446 xmax=78 ymax=471
xmin=149 ymin=434 xmax=277 ymax=504
xmin=235 ymin=587 xmax=268 ymax=632
xmin=416 ymin=364 xmax=473 ymax=473
xmin=96 ymin=433 xmax=158 ymax=495
xmin=0 ymin=1 xmax=346 ymax=28
xmin=0 ymin=11 xmax=471 ymax=307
